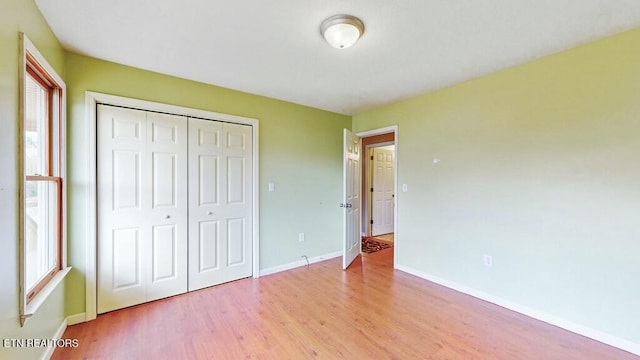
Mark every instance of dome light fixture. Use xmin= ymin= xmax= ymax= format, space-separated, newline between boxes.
xmin=320 ymin=14 xmax=365 ymax=49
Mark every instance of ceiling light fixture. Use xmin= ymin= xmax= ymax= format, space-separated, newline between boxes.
xmin=320 ymin=14 xmax=365 ymax=49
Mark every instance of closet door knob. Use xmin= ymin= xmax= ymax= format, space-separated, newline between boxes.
xmin=165 ymin=215 xmax=171 ymax=219
xmin=207 ymin=211 xmax=213 ymax=215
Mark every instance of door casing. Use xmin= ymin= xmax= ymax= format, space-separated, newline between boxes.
xmin=354 ymin=126 xmax=399 ymax=268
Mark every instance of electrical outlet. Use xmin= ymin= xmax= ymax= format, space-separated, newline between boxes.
xmin=298 ymin=233 xmax=305 ymax=242
xmin=484 ymin=255 xmax=493 ymax=267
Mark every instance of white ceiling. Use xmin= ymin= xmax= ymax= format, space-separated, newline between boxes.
xmin=36 ymin=1 xmax=640 ymax=115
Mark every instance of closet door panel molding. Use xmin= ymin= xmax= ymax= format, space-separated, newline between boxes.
xmin=87 ymin=91 xmax=259 ymax=320
xmin=97 ymin=105 xmax=188 ymax=313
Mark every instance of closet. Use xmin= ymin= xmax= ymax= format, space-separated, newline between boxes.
xmin=97 ymin=104 xmax=253 ymax=313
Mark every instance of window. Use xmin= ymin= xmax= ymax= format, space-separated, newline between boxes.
xmin=20 ymin=34 xmax=69 ymax=325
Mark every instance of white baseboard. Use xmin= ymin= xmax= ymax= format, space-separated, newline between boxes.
xmin=395 ymin=264 xmax=640 ymax=356
xmin=42 ymin=318 xmax=67 ymax=360
xmin=259 ymin=251 xmax=342 ymax=277
xmin=66 ymin=313 xmax=86 ymax=326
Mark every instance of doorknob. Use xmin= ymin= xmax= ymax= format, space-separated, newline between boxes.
xmin=165 ymin=215 xmax=171 ymax=219
xmin=340 ymin=203 xmax=345 ymax=208
xmin=207 ymin=211 xmax=213 ymax=215
xmin=346 ymin=203 xmax=352 ymax=208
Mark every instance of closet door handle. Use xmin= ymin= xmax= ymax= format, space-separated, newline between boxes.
xmin=207 ymin=211 xmax=213 ymax=215
xmin=165 ymin=215 xmax=171 ymax=219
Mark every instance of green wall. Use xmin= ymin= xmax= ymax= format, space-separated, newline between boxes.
xmin=64 ymin=53 xmax=351 ymax=316
xmin=4 ymin=0 xmax=640 ymax=355
xmin=0 ymin=0 xmax=67 ymax=359
xmin=354 ymin=28 xmax=640 ymax=345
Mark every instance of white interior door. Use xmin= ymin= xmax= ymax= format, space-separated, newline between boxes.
xmin=371 ymin=146 xmax=395 ymax=236
xmin=145 ymin=111 xmax=188 ymax=302
xmin=97 ymin=105 xmax=146 ymax=313
xmin=343 ymin=129 xmax=361 ymax=269
xmin=97 ymin=105 xmax=188 ymax=313
xmin=188 ymin=118 xmax=253 ymax=291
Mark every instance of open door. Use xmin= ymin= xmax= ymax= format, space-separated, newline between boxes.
xmin=342 ymin=129 xmax=361 ymax=269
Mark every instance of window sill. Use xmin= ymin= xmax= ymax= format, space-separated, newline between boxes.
xmin=21 ymin=266 xmax=71 ymax=326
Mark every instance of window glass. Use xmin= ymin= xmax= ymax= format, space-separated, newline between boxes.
xmin=24 ymin=73 xmax=48 ymax=176
xmin=22 ymin=52 xmax=64 ymax=304
xmin=25 ymin=180 xmax=59 ymax=291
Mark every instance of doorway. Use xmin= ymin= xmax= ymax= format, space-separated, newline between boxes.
xmin=342 ymin=126 xmax=398 ymax=269
xmin=366 ymin=143 xmax=395 ymax=237
xmin=362 ymin=137 xmax=395 ymax=264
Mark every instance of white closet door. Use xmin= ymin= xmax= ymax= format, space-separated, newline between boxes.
xmin=97 ymin=105 xmax=147 ymax=313
xmin=97 ymin=105 xmax=188 ymax=313
xmin=145 ymin=111 xmax=188 ymax=301
xmin=188 ymin=119 xmax=252 ymax=291
xmin=222 ymin=122 xmax=253 ymax=282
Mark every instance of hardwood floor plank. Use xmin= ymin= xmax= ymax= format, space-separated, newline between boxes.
xmin=53 ymin=250 xmax=638 ymax=359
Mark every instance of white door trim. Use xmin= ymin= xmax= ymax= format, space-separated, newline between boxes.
xmin=355 ymin=126 xmax=399 ymax=268
xmin=84 ymin=91 xmax=260 ymax=321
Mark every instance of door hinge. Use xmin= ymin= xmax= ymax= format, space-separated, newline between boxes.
xmin=370 ymin=220 xmax=374 ymax=225
xmin=370 ymin=187 xmax=373 ymax=192
xmin=370 ymin=155 xmax=374 ymax=160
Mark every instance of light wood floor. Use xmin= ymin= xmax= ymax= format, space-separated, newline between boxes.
xmin=54 ymin=249 xmax=637 ymax=359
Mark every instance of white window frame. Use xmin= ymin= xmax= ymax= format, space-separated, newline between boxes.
xmin=19 ymin=33 xmax=71 ymax=326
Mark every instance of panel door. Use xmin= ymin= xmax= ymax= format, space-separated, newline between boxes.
xmin=371 ymin=146 xmax=395 ymax=235
xmin=97 ymin=105 xmax=188 ymax=313
xmin=97 ymin=105 xmax=147 ymax=313
xmin=145 ymin=111 xmax=188 ymax=302
xmin=343 ymin=129 xmax=361 ymax=269
xmin=188 ymin=119 xmax=253 ymax=291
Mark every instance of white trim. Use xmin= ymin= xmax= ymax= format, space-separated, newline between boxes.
xmin=19 ymin=33 xmax=69 ymax=326
xmin=367 ymin=141 xmax=394 ymax=148
xmin=84 ymin=93 xmax=97 ymax=321
xmin=66 ymin=313 xmax=86 ymax=326
xmin=396 ymin=264 xmax=640 ymax=357
xmin=259 ymin=251 xmax=342 ymax=277
xmin=21 ymin=34 xmax=66 ymax=87
xmin=42 ymin=318 xmax=68 ymax=360
xmin=355 ymin=125 xmax=399 ymax=268
xmin=252 ymin=120 xmax=260 ymax=278
xmin=23 ymin=267 xmax=71 ymax=325
xmin=84 ymin=91 xmax=260 ymax=321
xmin=356 ymin=125 xmax=397 ymax=138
